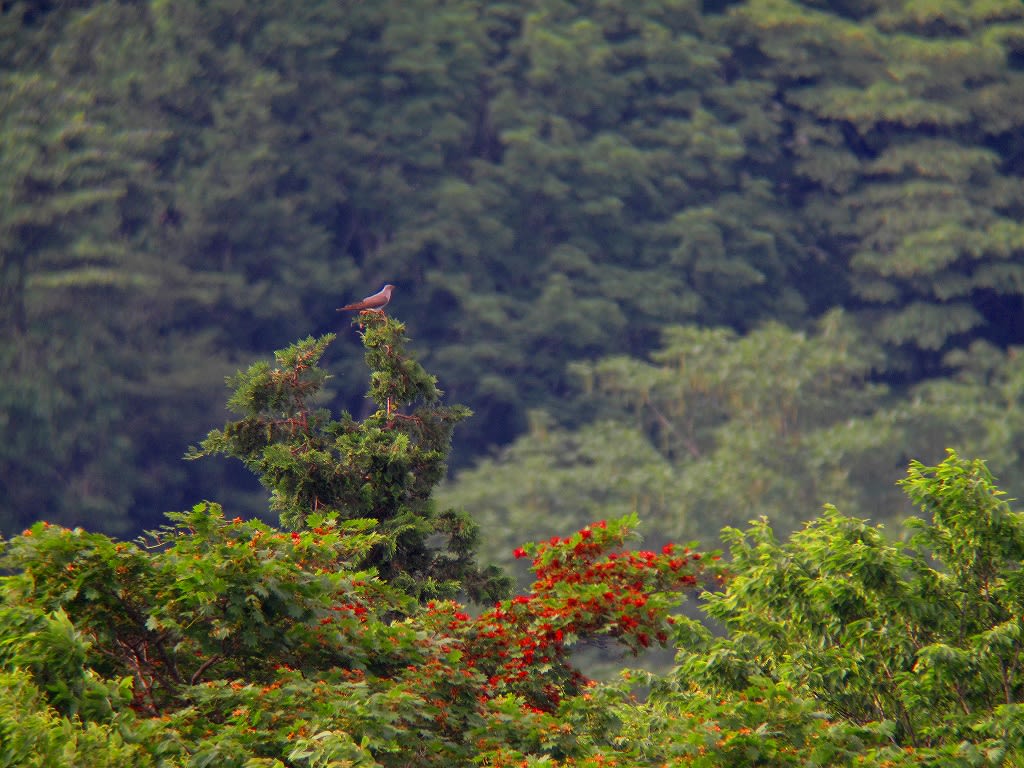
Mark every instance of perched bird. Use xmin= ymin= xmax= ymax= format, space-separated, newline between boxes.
xmin=337 ymin=284 xmax=395 ymax=313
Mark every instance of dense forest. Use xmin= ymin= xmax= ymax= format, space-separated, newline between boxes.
xmin=3 ymin=0 xmax=1024 ymax=551
xmin=8 ymin=2 xmax=1024 ymax=762
xmin=3 ymin=317 xmax=1024 ymax=765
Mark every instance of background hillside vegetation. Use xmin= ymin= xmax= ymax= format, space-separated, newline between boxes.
xmin=3 ymin=0 xmax=1024 ymax=548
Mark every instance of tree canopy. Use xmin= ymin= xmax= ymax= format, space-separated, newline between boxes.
xmin=3 ymin=0 xmax=1024 ymax=538
xmin=2 ymin=325 xmax=1023 ymax=764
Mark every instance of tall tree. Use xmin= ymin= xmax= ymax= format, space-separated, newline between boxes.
xmin=0 ymin=16 xmax=173 ymax=532
xmin=724 ymin=0 xmax=1024 ymax=366
xmin=190 ymin=313 xmax=510 ymax=603
xmin=689 ymin=450 xmax=1024 ymax=754
xmin=414 ymin=0 xmax=816 ymax=427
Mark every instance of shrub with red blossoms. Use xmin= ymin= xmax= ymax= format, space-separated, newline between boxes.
xmin=0 ymin=505 xmax=714 ymax=766
xmin=421 ymin=515 xmax=712 ymax=713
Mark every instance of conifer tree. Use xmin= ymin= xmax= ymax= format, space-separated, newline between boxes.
xmin=0 ymin=46 xmax=169 ymax=533
xmin=725 ymin=0 xmax=1024 ymax=364
xmin=189 ymin=312 xmax=511 ymax=603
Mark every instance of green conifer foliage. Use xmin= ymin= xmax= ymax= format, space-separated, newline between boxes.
xmin=190 ymin=313 xmax=510 ymax=603
xmin=448 ymin=0 xmax=810 ymax=350
xmin=0 ymin=51 xmax=170 ymax=532
xmin=727 ymin=0 xmax=1024 ymax=361
xmin=4 ymin=0 xmax=1024 ymax=538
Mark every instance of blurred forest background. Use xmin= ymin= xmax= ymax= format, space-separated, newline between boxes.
xmin=3 ymin=0 xmax=1024 ymax=568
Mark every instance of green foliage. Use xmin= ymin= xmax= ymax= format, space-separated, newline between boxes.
xmin=190 ymin=316 xmax=508 ymax=603
xmin=1 ymin=507 xmax=404 ymax=711
xmin=0 ymin=0 xmax=236 ymax=535
xmin=0 ymin=505 xmax=709 ymax=766
xmin=725 ymin=0 xmax=1024 ymax=358
xmin=3 ymin=6 xmax=1024 ymax=762
xmin=0 ymin=60 xmax=171 ymax=533
xmin=416 ymin=0 xmax=813 ymax=425
xmin=438 ymin=413 xmax=684 ymax=566
xmin=443 ymin=311 xmax=1024 ymax=568
xmin=686 ymin=450 xmax=1024 ymax=759
xmin=4 ymin=291 xmax=1024 ymax=768
xmin=0 ymin=669 xmax=154 ymax=768
xmin=4 ymin=0 xmax=1024 ymax=534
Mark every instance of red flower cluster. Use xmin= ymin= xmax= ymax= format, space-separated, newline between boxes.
xmin=426 ymin=521 xmax=710 ymax=712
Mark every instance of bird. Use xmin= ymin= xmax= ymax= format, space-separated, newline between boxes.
xmin=337 ymin=284 xmax=395 ymax=313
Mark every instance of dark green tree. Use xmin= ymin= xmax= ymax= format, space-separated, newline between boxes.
xmin=0 ymin=38 xmax=172 ymax=533
xmin=412 ymin=0 xmax=816 ymax=427
xmin=6 ymin=0 xmax=1024 ymax=544
xmin=723 ymin=0 xmax=1024 ymax=365
xmin=190 ymin=312 xmax=510 ymax=603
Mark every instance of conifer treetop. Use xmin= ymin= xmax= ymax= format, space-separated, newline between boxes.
xmin=189 ymin=312 xmax=506 ymax=603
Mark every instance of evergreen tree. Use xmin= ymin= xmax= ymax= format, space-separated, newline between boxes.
xmin=724 ymin=0 xmax=1024 ymax=365
xmin=416 ymin=0 xmax=815 ymax=419
xmin=0 ymin=34 xmax=170 ymax=532
xmin=190 ymin=312 xmax=511 ymax=603
xmin=5 ymin=0 xmax=1024 ymax=540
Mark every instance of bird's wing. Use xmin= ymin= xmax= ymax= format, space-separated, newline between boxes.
xmin=338 ymin=287 xmax=387 ymax=311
